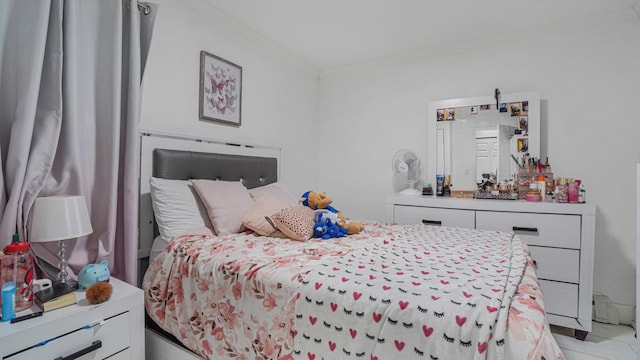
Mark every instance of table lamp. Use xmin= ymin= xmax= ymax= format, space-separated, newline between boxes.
xmin=30 ymin=195 xmax=93 ymax=284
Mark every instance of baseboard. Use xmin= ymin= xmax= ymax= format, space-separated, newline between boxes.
xmin=614 ymin=302 xmax=635 ymax=327
xmin=593 ymin=297 xmax=635 ymax=327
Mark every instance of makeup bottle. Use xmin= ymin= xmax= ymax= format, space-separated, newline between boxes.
xmin=436 ymin=174 xmax=444 ymax=196
xmin=568 ymin=180 xmax=578 ymax=203
xmin=576 ymin=180 xmax=586 ymax=203
xmin=555 ymin=178 xmax=568 ymax=203
xmin=536 ymin=176 xmax=546 ymax=199
xmin=443 ymin=175 xmax=451 ymax=197
xmin=545 ymin=191 xmax=555 ymax=203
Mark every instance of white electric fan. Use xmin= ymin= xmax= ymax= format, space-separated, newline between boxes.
xmin=391 ymin=149 xmax=423 ymax=195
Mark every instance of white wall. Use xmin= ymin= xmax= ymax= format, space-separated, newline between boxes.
xmin=317 ymin=13 xmax=640 ymax=309
xmin=140 ymin=0 xmax=320 ymax=198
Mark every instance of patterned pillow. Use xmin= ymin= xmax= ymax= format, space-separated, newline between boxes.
xmin=269 ymin=205 xmax=315 ymax=241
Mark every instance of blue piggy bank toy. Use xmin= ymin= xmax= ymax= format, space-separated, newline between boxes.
xmin=78 ymin=260 xmax=110 ymax=289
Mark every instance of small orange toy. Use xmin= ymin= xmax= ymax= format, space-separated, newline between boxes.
xmin=85 ymin=282 xmax=113 ymax=304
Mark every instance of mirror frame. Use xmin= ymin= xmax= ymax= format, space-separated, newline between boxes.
xmin=427 ymin=91 xmax=540 ymax=190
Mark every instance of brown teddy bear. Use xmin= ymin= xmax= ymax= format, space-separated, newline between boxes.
xmin=299 ymin=191 xmax=364 ymax=235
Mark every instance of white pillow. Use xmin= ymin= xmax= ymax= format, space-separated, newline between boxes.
xmin=149 ymin=177 xmax=212 ymax=243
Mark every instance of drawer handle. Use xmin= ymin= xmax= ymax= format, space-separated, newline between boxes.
xmin=422 ymin=219 xmax=442 ymax=226
xmin=512 ymin=226 xmax=539 ymax=234
xmin=54 ymin=340 xmax=102 ymax=360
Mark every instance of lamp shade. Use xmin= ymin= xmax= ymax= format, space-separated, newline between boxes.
xmin=30 ymin=195 xmax=93 ymax=243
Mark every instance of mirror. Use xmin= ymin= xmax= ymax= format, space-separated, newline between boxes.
xmin=427 ymin=92 xmax=540 ymax=190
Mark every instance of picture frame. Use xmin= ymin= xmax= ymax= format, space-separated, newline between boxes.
xmin=470 ymin=106 xmax=478 ymax=115
xmin=446 ymin=108 xmax=456 ymax=121
xmin=436 ymin=109 xmax=445 ymax=121
xmin=519 ymin=115 xmax=529 ymax=133
xmin=517 ymin=137 xmax=529 ymax=153
xmin=199 ymin=50 xmax=242 ymax=126
xmin=509 ymin=102 xmax=522 ymax=116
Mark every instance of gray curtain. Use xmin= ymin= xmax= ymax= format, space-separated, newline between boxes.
xmin=0 ymin=0 xmax=157 ymax=285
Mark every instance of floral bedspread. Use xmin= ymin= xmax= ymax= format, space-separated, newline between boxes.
xmin=143 ymin=222 xmax=563 ymax=360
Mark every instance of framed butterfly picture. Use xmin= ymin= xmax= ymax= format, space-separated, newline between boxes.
xmin=199 ymin=50 xmax=242 ymax=126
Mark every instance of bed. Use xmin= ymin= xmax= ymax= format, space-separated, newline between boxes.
xmin=139 ymin=134 xmax=564 ymax=360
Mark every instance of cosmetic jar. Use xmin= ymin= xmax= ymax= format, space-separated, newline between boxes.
xmin=525 ymin=191 xmax=542 ymax=202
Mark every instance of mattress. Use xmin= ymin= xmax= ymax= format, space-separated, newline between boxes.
xmin=143 ymin=221 xmax=563 ymax=360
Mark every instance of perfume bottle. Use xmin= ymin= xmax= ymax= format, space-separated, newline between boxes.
xmin=568 ymin=180 xmax=578 ymax=203
xmin=576 ymin=179 xmax=586 ymax=203
xmin=555 ymin=178 xmax=568 ymax=203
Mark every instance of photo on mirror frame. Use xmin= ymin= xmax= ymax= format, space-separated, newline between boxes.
xmin=517 ymin=137 xmax=528 ymax=153
xmin=519 ymin=115 xmax=528 ymax=134
xmin=510 ymin=102 xmax=521 ymax=116
xmin=445 ymin=108 xmax=456 ymax=121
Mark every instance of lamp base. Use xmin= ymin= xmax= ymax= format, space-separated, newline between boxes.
xmin=57 ymin=239 xmax=68 ymax=284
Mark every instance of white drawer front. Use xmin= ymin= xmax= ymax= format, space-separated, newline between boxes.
xmin=539 ymin=280 xmax=578 ymax=318
xmin=529 ymin=246 xmax=579 ymax=283
xmin=475 ymin=211 xmax=581 ymax=249
xmin=393 ymin=205 xmax=475 ymax=228
xmin=8 ymin=311 xmax=131 ymax=360
xmin=108 ymin=347 xmax=131 ymax=359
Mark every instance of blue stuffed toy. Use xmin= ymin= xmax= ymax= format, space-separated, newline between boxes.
xmin=313 ymin=220 xmax=328 ymax=239
xmin=78 ymin=260 xmax=111 ymax=289
xmin=313 ymin=209 xmax=347 ymax=240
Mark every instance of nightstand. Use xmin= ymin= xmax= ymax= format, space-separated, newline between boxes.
xmin=0 ymin=277 xmax=144 ymax=359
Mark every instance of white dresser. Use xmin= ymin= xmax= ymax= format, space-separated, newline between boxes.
xmin=387 ymin=195 xmax=596 ymax=339
xmin=0 ymin=277 xmax=144 ymax=359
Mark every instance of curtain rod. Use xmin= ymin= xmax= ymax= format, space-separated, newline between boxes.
xmin=138 ymin=2 xmax=151 ymax=15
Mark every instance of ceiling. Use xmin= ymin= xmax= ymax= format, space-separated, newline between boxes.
xmin=200 ymin=0 xmax=638 ymax=72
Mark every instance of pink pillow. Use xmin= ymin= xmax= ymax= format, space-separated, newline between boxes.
xmin=249 ymin=183 xmax=297 ymax=205
xmin=243 ymin=192 xmax=293 ymax=236
xmin=191 ymin=180 xmax=253 ymax=236
xmin=269 ymin=206 xmax=315 ymax=241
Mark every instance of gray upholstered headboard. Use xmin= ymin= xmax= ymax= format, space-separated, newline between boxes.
xmin=151 ymin=148 xmax=278 ymax=240
xmin=138 ymin=133 xmax=282 ymax=285
xmin=153 ymin=148 xmax=278 ymax=189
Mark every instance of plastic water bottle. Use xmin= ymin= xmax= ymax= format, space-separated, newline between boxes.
xmin=3 ymin=234 xmax=33 ymax=312
xmin=1 ymin=281 xmax=16 ymax=322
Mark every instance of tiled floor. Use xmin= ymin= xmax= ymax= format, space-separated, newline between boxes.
xmin=551 ymin=322 xmax=637 ymax=359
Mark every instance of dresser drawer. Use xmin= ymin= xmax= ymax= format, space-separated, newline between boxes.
xmin=529 ymin=246 xmax=579 ymax=283
xmin=393 ymin=205 xmax=475 ymax=228
xmin=7 ymin=311 xmax=131 ymax=360
xmin=475 ymin=211 xmax=581 ymax=249
xmin=539 ymin=280 xmax=578 ymax=318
